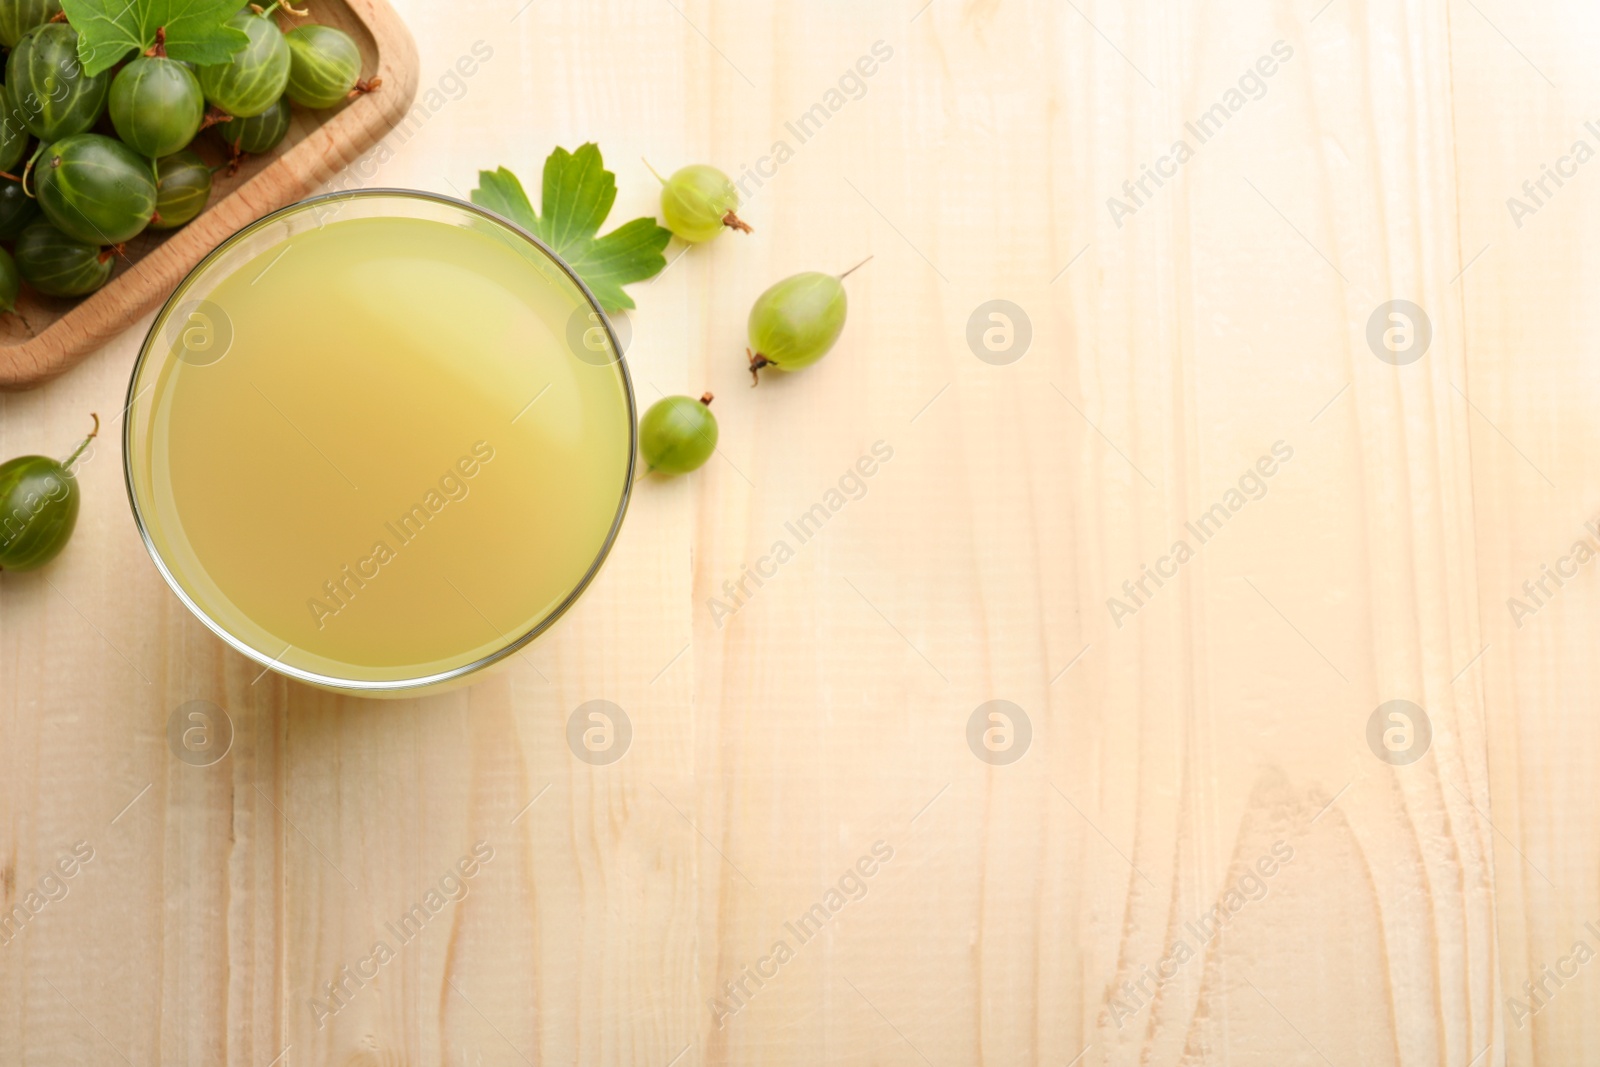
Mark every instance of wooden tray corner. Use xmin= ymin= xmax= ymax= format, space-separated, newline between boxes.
xmin=0 ymin=0 xmax=420 ymax=390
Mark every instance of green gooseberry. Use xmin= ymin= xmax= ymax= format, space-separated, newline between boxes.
xmin=284 ymin=24 xmax=366 ymax=109
xmin=110 ymin=55 xmax=206 ymax=158
xmin=650 ymin=162 xmax=750 ymax=243
xmin=0 ymin=0 xmax=60 ymax=48
xmin=0 ymin=413 xmax=97 ymax=572
xmin=35 ymin=133 xmax=157 ymax=246
xmin=198 ymin=8 xmax=291 ymax=119
xmin=5 ymin=23 xmax=111 ymax=142
xmin=746 ymin=258 xmax=870 ymax=384
xmin=220 ymin=94 xmax=291 ymax=155
xmin=640 ymin=393 xmax=718 ymax=475
xmin=14 ymin=221 xmax=112 ymax=297
xmin=151 ymin=151 xmax=212 ymax=230
xmin=0 ymin=84 xmax=28 ymax=174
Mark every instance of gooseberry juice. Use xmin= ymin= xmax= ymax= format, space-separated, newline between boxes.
xmin=125 ymin=198 xmax=634 ymax=689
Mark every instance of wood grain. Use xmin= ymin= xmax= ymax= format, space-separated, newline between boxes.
xmin=2 ymin=0 xmax=1596 ymax=1063
xmin=1451 ymin=1 xmax=1600 ymax=1063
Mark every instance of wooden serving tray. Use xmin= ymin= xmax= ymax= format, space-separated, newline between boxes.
xmin=0 ymin=0 xmax=419 ymax=389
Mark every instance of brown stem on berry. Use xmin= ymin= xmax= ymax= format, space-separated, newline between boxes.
xmin=226 ymin=148 xmax=245 ymax=177
xmin=838 ymin=255 xmax=874 ymax=280
xmin=747 ymin=349 xmax=773 ymax=386
xmin=699 ymin=392 xmax=714 ymax=406
xmin=722 ymin=210 xmax=752 ymax=235
xmin=145 ymin=27 xmax=167 ymax=57
xmin=49 ymin=9 xmax=67 ymax=20
xmin=149 ymin=211 xmax=162 ymax=226
xmin=200 ymin=107 xmax=234 ymax=129
xmin=0 ymin=171 xmax=19 ymax=183
xmin=350 ymin=76 xmax=383 ymax=97
xmin=97 ymin=243 xmax=126 ymax=264
xmin=64 ymin=414 xmax=99 ymax=470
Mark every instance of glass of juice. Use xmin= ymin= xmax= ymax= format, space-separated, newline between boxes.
xmin=123 ymin=190 xmax=636 ymax=696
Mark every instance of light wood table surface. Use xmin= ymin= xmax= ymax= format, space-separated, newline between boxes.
xmin=4 ymin=0 xmax=1599 ymax=1063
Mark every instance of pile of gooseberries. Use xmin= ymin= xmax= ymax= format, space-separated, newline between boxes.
xmin=0 ymin=1 xmax=377 ymax=307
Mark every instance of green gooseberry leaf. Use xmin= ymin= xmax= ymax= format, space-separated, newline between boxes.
xmin=60 ymin=0 xmax=250 ymax=76
xmin=471 ymin=143 xmax=671 ymax=312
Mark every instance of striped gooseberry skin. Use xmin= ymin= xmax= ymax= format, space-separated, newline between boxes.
xmin=151 ymin=151 xmax=212 ymax=231
xmin=14 ymin=221 xmax=111 ymax=298
xmin=198 ymin=9 xmax=290 ymax=118
xmin=0 ymin=0 xmax=60 ymax=48
xmin=0 ymin=454 xmax=79 ymax=570
xmin=35 ymin=133 xmax=157 ymax=245
xmin=5 ymin=23 xmax=110 ymax=142
xmin=284 ymin=25 xmax=362 ymax=109
xmin=110 ymin=56 xmax=205 ymax=158
xmin=222 ymin=95 xmax=291 ymax=154
xmin=0 ymin=85 xmax=27 ymax=174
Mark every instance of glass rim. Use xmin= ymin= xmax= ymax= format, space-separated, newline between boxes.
xmin=121 ymin=187 xmax=639 ymax=694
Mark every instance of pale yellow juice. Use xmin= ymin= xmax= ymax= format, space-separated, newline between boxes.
xmin=126 ymin=202 xmax=633 ymax=689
